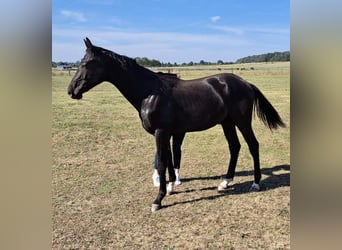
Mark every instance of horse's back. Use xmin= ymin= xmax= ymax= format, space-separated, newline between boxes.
xmin=176 ymin=73 xmax=255 ymax=124
xmin=178 ymin=73 xmax=254 ymax=102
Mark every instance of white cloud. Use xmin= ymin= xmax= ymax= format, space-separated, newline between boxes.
xmin=208 ymin=25 xmax=290 ymax=36
xmin=252 ymin=28 xmax=290 ymax=34
xmin=209 ymin=25 xmax=244 ymax=35
xmin=61 ymin=10 xmax=87 ymax=22
xmin=52 ymin=26 xmax=251 ymax=62
xmin=109 ymin=17 xmax=123 ymax=25
xmin=210 ymin=16 xmax=221 ymax=22
xmin=53 ymin=27 xmax=249 ymax=47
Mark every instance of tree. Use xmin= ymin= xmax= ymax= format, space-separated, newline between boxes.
xmin=135 ymin=57 xmax=162 ymax=67
xmin=235 ymin=51 xmax=290 ymax=63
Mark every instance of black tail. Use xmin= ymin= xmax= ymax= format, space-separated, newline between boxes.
xmin=251 ymin=84 xmax=286 ymax=130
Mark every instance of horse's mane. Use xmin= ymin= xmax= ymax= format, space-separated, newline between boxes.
xmin=90 ymin=45 xmax=179 ymax=94
xmin=156 ymin=72 xmax=179 ymax=80
xmin=90 ymin=46 xmax=137 ymax=67
xmin=90 ymin=46 xmax=180 ymax=82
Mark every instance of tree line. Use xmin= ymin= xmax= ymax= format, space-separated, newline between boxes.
xmin=134 ymin=57 xmax=234 ymax=67
xmin=235 ymin=51 xmax=290 ymax=64
xmin=52 ymin=51 xmax=289 ymax=68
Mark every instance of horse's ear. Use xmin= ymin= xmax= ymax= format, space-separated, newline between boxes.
xmin=84 ymin=37 xmax=93 ymax=49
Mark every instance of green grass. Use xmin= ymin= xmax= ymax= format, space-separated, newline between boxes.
xmin=52 ymin=62 xmax=290 ymax=249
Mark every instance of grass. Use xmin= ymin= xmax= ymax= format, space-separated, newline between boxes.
xmin=52 ymin=62 xmax=290 ymax=249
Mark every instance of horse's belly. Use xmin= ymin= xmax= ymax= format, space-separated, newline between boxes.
xmin=175 ymin=98 xmax=227 ymax=132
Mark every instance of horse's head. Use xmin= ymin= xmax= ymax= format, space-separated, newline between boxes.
xmin=68 ymin=38 xmax=108 ymax=99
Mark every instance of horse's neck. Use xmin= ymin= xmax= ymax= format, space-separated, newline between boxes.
xmin=108 ymin=64 xmax=157 ymax=111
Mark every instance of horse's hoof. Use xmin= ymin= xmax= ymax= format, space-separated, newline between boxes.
xmin=250 ymin=182 xmax=260 ymax=192
xmin=217 ymin=184 xmax=226 ymax=191
xmin=217 ymin=178 xmax=232 ymax=191
xmin=167 ymin=182 xmax=175 ymax=195
xmin=151 ymin=203 xmax=161 ymax=212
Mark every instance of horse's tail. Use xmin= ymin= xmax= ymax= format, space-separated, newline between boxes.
xmin=250 ymin=84 xmax=286 ymax=130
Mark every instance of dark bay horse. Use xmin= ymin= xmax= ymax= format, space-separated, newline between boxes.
xmin=68 ymin=38 xmax=285 ymax=212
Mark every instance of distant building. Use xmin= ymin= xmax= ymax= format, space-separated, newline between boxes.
xmin=57 ymin=64 xmax=73 ymax=70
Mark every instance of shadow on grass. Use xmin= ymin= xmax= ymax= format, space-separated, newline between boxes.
xmin=163 ymin=164 xmax=290 ymax=210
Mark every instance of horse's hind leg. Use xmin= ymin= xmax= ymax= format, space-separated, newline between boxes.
xmin=166 ymin=133 xmax=185 ymax=193
xmin=237 ymin=123 xmax=261 ymax=191
xmin=172 ymin=132 xmax=185 ymax=185
xmin=172 ymin=133 xmax=185 ymax=170
xmin=218 ymin=119 xmax=241 ymax=191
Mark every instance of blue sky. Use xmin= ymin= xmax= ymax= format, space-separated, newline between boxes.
xmin=52 ymin=0 xmax=289 ymax=63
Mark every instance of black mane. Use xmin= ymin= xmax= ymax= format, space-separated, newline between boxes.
xmin=90 ymin=45 xmax=137 ymax=68
xmin=89 ymin=45 xmax=180 ymax=87
xmin=156 ymin=72 xmax=179 ymax=79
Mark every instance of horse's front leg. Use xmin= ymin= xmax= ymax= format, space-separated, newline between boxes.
xmin=151 ymin=129 xmax=170 ymax=212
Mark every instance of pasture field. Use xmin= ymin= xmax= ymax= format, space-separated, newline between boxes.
xmin=52 ymin=62 xmax=290 ymax=249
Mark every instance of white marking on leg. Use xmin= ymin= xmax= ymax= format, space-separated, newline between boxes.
xmin=167 ymin=182 xmax=175 ymax=195
xmin=217 ymin=178 xmax=233 ymax=191
xmin=151 ymin=203 xmax=161 ymax=212
xmin=175 ymin=169 xmax=181 ymax=185
xmin=250 ymin=182 xmax=260 ymax=191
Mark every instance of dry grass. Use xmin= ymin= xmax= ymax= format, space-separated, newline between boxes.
xmin=52 ymin=62 xmax=290 ymax=249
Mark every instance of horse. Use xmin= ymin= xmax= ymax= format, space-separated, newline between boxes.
xmin=68 ymin=38 xmax=285 ymax=212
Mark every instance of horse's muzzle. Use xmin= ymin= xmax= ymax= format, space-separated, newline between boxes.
xmin=68 ymin=89 xmax=83 ymax=100
xmin=68 ymin=83 xmax=83 ymax=99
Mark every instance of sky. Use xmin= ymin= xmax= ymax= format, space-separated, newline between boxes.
xmin=52 ymin=0 xmax=289 ymax=64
